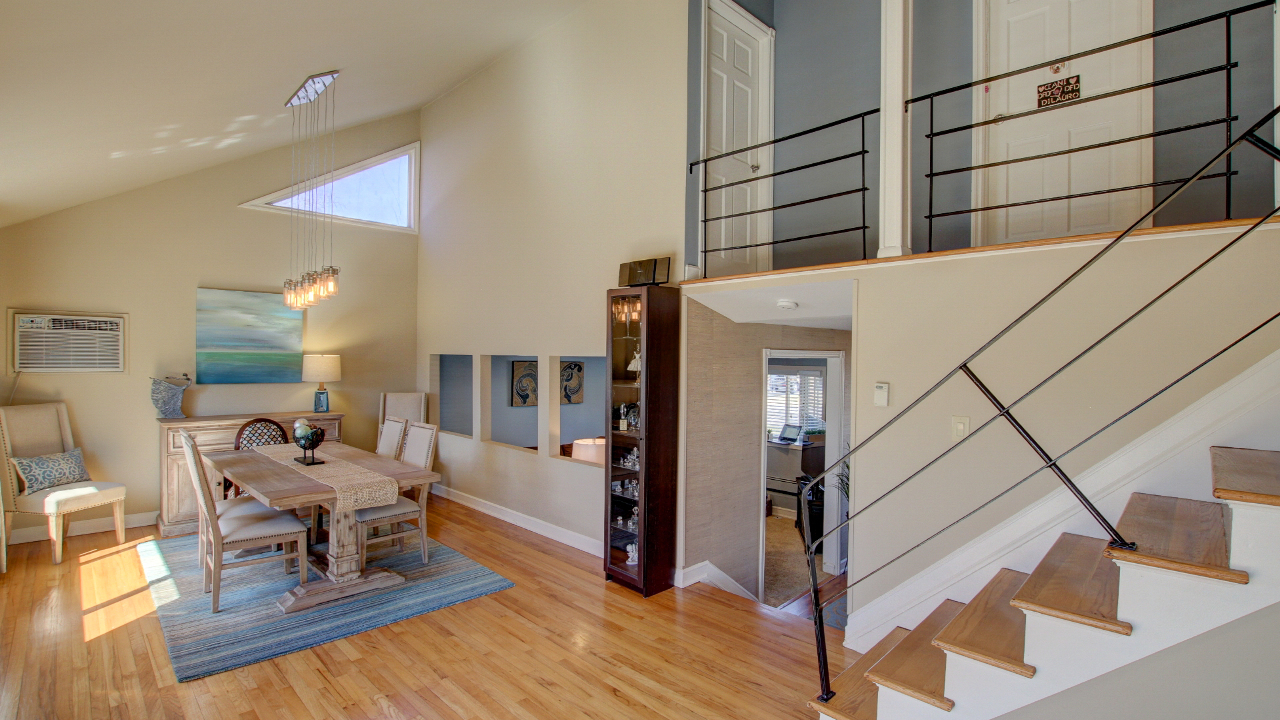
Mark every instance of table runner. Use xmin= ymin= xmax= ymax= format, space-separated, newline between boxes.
xmin=252 ymin=443 xmax=399 ymax=511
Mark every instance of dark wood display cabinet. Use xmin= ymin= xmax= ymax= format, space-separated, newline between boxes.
xmin=604 ymin=285 xmax=679 ymax=597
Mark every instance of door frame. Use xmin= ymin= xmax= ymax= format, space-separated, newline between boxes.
xmin=969 ymin=0 xmax=1154 ymax=246
xmin=757 ymin=349 xmax=847 ymax=601
xmin=701 ymin=0 xmax=776 ymax=273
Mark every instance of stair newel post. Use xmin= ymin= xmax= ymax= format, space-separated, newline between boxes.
xmin=800 ymin=475 xmax=836 ymax=702
xmin=959 ymin=364 xmax=1136 ymax=551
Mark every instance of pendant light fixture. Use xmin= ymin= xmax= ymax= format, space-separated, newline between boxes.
xmin=282 ymin=71 xmax=341 ymax=310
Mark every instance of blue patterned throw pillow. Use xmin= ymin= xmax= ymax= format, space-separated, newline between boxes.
xmin=11 ymin=447 xmax=91 ymax=494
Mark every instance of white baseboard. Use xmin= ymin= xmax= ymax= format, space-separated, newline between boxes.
xmin=769 ymin=506 xmax=797 ymax=520
xmin=675 ymin=560 xmax=758 ymax=601
xmin=7 ymin=511 xmax=158 ymax=546
xmin=430 ymin=484 xmax=604 ymax=558
xmin=845 ymin=344 xmax=1280 ymax=652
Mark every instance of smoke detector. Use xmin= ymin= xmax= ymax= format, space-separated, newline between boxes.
xmin=776 ymin=299 xmax=799 ymax=310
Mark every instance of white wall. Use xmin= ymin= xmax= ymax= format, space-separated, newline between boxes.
xmin=0 ymin=111 xmax=421 ymax=533
xmin=416 ymin=0 xmax=688 ymax=548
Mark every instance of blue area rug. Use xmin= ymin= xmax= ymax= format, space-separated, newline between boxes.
xmin=138 ymin=534 xmax=513 ymax=682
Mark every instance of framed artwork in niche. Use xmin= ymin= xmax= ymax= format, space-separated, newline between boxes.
xmin=195 ymin=288 xmax=303 ymax=384
xmin=560 ymin=361 xmax=584 ymax=404
xmin=511 ymin=361 xmax=538 ymax=406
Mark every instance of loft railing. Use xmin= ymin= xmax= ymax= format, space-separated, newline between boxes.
xmin=690 ymin=108 xmax=880 ymax=278
xmin=912 ymin=0 xmax=1274 ymax=253
xmin=800 ymin=100 xmax=1280 ymax=703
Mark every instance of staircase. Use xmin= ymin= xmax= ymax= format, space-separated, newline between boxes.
xmin=809 ymin=445 xmax=1280 ymax=720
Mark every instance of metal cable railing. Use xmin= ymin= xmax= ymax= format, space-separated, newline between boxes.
xmin=913 ymin=0 xmax=1273 ymax=252
xmin=690 ymin=107 xmax=880 ymax=277
xmin=801 ymin=101 xmax=1280 ymax=703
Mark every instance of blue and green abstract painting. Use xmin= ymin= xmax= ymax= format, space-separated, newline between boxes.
xmin=196 ymin=288 xmax=302 ymax=384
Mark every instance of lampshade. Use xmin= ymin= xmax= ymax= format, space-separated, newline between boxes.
xmin=302 ymin=355 xmax=342 ymax=383
xmin=571 ymin=437 xmax=606 ymax=465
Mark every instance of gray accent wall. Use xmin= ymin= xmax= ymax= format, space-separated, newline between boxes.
xmin=1153 ymin=0 xmax=1274 ymax=226
xmin=439 ymin=354 xmax=473 ymax=436
xmin=910 ymin=0 xmax=974 ymax=253
xmin=772 ymin=0 xmax=882 ymax=268
xmin=559 ymin=356 xmax=607 ymax=444
xmin=686 ymin=0 xmax=776 ymax=273
xmin=490 ymin=355 xmax=538 ymax=448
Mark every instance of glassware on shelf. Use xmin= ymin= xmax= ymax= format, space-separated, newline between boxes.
xmin=614 ymin=516 xmax=625 ymax=529
xmin=626 ymin=506 xmax=639 ymax=531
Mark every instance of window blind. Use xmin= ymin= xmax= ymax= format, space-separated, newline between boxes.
xmin=766 ymin=369 xmax=824 ymax=437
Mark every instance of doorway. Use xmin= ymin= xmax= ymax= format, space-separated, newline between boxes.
xmin=973 ymin=0 xmax=1154 ymax=245
xmin=757 ymin=350 xmax=846 ymax=606
xmin=702 ymin=0 xmax=775 ymax=277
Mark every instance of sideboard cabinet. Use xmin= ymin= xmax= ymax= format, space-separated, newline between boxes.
xmin=157 ymin=412 xmax=343 ymax=537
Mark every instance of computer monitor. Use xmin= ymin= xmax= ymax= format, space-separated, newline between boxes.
xmin=777 ymin=424 xmax=801 ymax=444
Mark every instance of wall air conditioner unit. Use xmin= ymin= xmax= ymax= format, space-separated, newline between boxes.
xmin=13 ymin=314 xmax=125 ymax=372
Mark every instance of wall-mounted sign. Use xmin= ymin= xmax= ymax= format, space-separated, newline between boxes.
xmin=1037 ymin=75 xmax=1081 ymax=108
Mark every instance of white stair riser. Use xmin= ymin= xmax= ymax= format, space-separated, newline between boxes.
xmin=933 ymin=652 xmax=1037 ymax=720
xmin=1021 ymin=612 xmax=1135 ymax=697
xmin=1110 ymin=502 xmax=1280 ymax=649
xmin=875 ymin=683 xmax=953 ymax=720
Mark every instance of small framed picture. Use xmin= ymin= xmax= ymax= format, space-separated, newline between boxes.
xmin=511 ymin=360 xmax=538 ymax=406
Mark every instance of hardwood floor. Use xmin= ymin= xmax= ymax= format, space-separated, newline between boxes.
xmin=0 ymin=495 xmax=853 ymax=719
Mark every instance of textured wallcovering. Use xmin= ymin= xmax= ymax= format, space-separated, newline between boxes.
xmin=684 ymin=299 xmax=851 ymax=594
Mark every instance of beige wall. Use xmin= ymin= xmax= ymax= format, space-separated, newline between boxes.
xmin=684 ymin=298 xmax=853 ymax=594
xmin=0 ymin=111 xmax=421 ymax=533
xmin=415 ymin=0 xmax=687 ymax=543
xmin=685 ymin=222 xmax=1280 ymax=609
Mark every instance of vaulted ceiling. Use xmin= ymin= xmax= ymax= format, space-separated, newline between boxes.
xmin=0 ymin=0 xmax=584 ymax=229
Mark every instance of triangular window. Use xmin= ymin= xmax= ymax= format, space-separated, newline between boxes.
xmin=242 ymin=143 xmax=418 ymax=233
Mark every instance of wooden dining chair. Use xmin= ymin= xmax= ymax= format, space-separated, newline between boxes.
xmin=352 ymin=421 xmax=437 ymax=567
xmin=401 ymin=422 xmax=438 ymax=471
xmin=353 ymin=484 xmax=430 ymax=570
xmin=379 ymin=393 xmax=427 ymax=426
xmin=233 ymin=418 xmax=288 ymax=450
xmin=376 ymin=416 xmax=408 ymax=459
xmin=178 ymin=429 xmax=310 ymax=612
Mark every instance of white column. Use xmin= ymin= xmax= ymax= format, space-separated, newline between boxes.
xmin=878 ymin=0 xmax=913 ymax=258
xmin=475 ymin=355 xmax=491 ymax=442
xmin=541 ymin=355 xmax=558 ymax=457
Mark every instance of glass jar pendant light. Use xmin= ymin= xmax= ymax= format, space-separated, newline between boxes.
xmin=282 ymin=71 xmax=342 ymax=310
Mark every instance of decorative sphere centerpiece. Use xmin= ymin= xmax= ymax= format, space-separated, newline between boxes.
xmin=292 ymin=419 xmax=326 ymax=466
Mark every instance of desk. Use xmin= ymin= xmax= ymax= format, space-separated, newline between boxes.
xmin=202 ymin=443 xmax=440 ymax=613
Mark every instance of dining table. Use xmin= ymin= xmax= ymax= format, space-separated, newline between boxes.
xmin=200 ymin=442 xmax=440 ymax=613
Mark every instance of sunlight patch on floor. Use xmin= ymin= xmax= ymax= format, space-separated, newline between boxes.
xmin=80 ymin=536 xmax=166 ymax=641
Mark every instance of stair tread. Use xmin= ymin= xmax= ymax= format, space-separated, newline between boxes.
xmin=1212 ymin=446 xmax=1280 ymax=507
xmin=864 ymin=599 xmax=964 ymax=711
xmin=1010 ymin=533 xmax=1132 ymax=635
xmin=1102 ymin=492 xmax=1248 ymax=584
xmin=808 ymin=627 xmax=911 ymax=720
xmin=932 ymin=568 xmax=1035 ymax=678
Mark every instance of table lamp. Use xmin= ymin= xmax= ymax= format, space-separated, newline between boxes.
xmin=571 ymin=437 xmax=606 ymax=465
xmin=302 ymin=354 xmax=341 ymax=413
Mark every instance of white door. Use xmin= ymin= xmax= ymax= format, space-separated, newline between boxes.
xmin=975 ymin=0 xmax=1153 ymax=246
xmin=704 ymin=0 xmax=773 ymax=276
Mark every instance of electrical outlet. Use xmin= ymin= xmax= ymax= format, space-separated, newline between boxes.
xmin=952 ymin=416 xmax=970 ymax=442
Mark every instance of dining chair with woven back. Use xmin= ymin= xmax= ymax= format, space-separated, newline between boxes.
xmin=233 ymin=417 xmax=322 ymax=540
xmin=179 ymin=429 xmax=310 ymax=612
